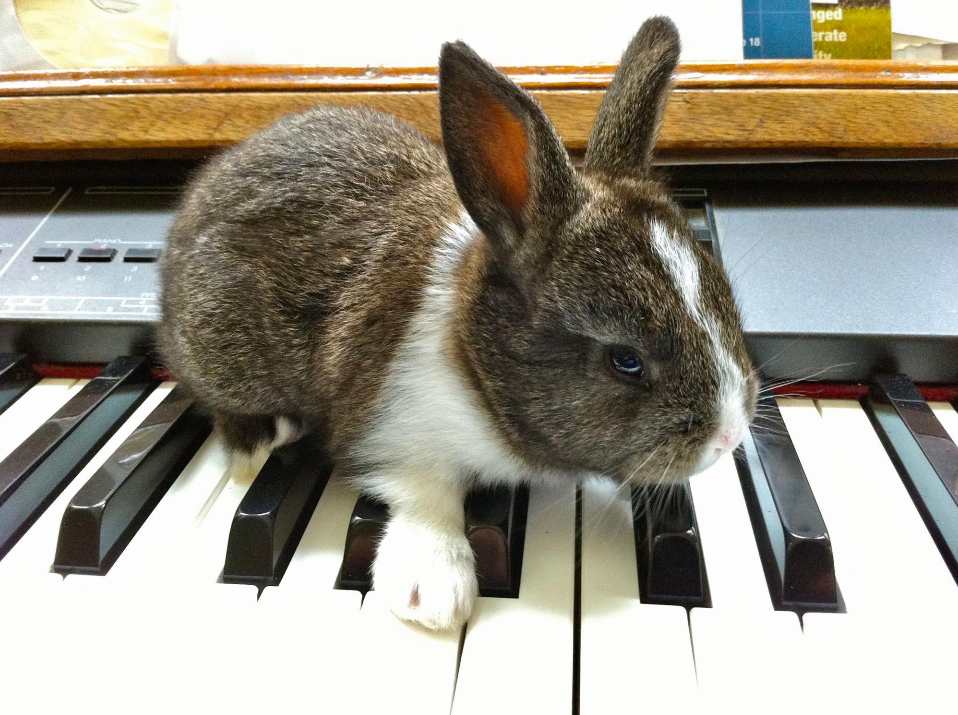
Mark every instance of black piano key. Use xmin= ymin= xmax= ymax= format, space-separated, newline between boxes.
xmin=863 ymin=374 xmax=958 ymax=580
xmin=0 ymin=354 xmax=37 ymax=415
xmin=465 ymin=485 xmax=529 ymax=598
xmin=632 ymin=482 xmax=710 ymax=607
xmin=337 ymin=495 xmax=388 ymax=592
xmin=222 ymin=441 xmax=334 ymax=587
xmin=0 ymin=356 xmax=153 ymax=558
xmin=734 ymin=395 xmax=839 ymax=612
xmin=53 ymin=383 xmax=211 ymax=575
xmin=337 ymin=486 xmax=530 ymax=596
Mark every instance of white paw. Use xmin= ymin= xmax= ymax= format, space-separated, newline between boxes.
xmin=372 ymin=517 xmax=478 ymax=631
xmin=227 ymin=446 xmax=270 ymax=485
xmin=270 ymin=416 xmax=304 ymax=449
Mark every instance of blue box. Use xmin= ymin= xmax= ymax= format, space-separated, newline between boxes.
xmin=743 ymin=0 xmax=814 ymax=59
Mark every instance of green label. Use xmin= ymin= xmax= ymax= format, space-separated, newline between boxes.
xmin=811 ymin=1 xmax=891 ymax=59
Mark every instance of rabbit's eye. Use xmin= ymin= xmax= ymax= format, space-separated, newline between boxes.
xmin=608 ymin=346 xmax=645 ymax=379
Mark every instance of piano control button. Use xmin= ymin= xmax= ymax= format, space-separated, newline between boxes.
xmin=688 ymin=453 xmax=773 ymax=610
xmin=31 ymin=247 xmax=71 ymax=262
xmin=123 ymin=247 xmax=161 ymax=262
xmin=734 ymin=392 xmax=839 ymax=612
xmin=452 ymin=484 xmax=575 ymax=715
xmin=53 ymin=383 xmax=211 ymax=576
xmin=0 ymin=382 xmax=172 ymax=583
xmin=863 ymin=376 xmax=958 ymax=581
xmin=633 ymin=480 xmax=710 ymax=608
xmin=580 ymin=480 xmax=698 ymax=714
xmin=77 ymin=247 xmax=117 ymax=262
xmin=0 ymin=354 xmax=37 ymax=416
xmin=221 ymin=440 xmax=333 ymax=587
xmin=780 ymin=399 xmax=958 ymax=613
xmin=0 ymin=357 xmax=153 ymax=559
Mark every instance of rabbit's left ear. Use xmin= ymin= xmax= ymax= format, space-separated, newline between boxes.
xmin=439 ymin=41 xmax=581 ymax=259
xmin=584 ymin=16 xmax=681 ymax=176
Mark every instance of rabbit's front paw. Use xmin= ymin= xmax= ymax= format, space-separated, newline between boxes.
xmin=372 ymin=516 xmax=477 ymax=631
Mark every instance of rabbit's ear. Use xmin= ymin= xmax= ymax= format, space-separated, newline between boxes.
xmin=584 ymin=17 xmax=680 ymax=176
xmin=439 ymin=41 xmax=581 ymax=256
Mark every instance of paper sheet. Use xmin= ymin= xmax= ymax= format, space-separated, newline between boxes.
xmin=173 ymin=0 xmax=745 ymax=66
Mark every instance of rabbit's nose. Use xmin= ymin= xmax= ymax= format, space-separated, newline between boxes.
xmin=708 ymin=423 xmax=746 ymax=461
xmin=715 ymin=428 xmax=743 ymax=452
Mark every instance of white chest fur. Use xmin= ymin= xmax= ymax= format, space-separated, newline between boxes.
xmin=350 ymin=214 xmax=545 ymax=489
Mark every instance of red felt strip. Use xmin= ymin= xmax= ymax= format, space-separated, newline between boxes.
xmin=29 ymin=363 xmax=958 ymax=404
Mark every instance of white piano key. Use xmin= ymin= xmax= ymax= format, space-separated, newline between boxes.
xmin=579 ymin=478 xmax=698 ymax=715
xmin=0 ymin=571 xmax=62 ymax=610
xmin=224 ymin=473 xmax=361 ymax=709
xmin=247 ymin=477 xmax=377 ymax=711
xmin=346 ymin=591 xmax=462 ymax=715
xmin=688 ymin=452 xmax=773 ymax=610
xmin=107 ymin=431 xmax=231 ymax=580
xmin=779 ymin=398 xmax=958 ymax=612
xmin=252 ymin=587 xmax=363 ymax=713
xmin=803 ymin=611 xmax=958 ymax=711
xmin=110 ymin=432 xmax=266 ymax=584
xmin=259 ymin=581 xmax=362 ymax=617
xmin=780 ymin=398 xmax=958 ymax=709
xmin=929 ymin=401 xmax=958 ymax=443
xmin=278 ymin=471 xmax=360 ymax=590
xmin=580 ymin=478 xmax=639 ymax=601
xmin=778 ymin=398 xmax=873 ymax=609
xmin=689 ymin=607 xmax=804 ymax=711
xmin=164 ymin=581 xmax=262 ymax=710
xmin=452 ymin=482 xmax=576 ymax=715
xmin=0 ymin=378 xmax=81 ymax=462
xmin=98 ymin=455 xmax=355 ymax=708
xmin=48 ymin=575 xmax=258 ymax=711
xmin=820 ymin=400 xmax=958 ymax=606
xmin=0 ymin=572 xmax=64 ymax=711
xmin=176 ymin=448 xmax=268 ymax=584
xmin=801 ymin=613 xmax=878 ymax=710
xmin=0 ymin=382 xmax=173 ymax=581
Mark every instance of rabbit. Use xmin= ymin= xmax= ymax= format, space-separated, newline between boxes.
xmin=159 ymin=16 xmax=758 ymax=631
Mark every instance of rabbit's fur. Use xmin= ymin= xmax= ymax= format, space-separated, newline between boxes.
xmin=160 ymin=17 xmax=757 ymax=630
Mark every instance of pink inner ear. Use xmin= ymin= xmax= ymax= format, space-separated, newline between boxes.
xmin=473 ymin=88 xmax=530 ymax=227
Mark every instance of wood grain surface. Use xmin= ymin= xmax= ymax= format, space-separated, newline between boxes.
xmin=1 ymin=61 xmax=956 ymax=160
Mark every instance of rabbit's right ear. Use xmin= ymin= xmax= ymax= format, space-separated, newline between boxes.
xmin=584 ymin=17 xmax=680 ymax=176
xmin=439 ymin=41 xmax=581 ymax=260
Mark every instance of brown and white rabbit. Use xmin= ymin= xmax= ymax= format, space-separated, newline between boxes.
xmin=159 ymin=16 xmax=757 ymax=630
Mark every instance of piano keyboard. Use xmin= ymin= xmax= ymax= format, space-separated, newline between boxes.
xmin=2 ymin=358 xmax=957 ymax=713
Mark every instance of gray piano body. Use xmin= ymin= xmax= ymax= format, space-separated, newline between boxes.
xmin=0 ymin=159 xmax=955 ymax=383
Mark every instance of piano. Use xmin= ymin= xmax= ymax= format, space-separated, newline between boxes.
xmin=1 ymin=61 xmax=957 ymax=714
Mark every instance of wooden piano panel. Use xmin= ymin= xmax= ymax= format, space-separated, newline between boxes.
xmin=0 ymin=61 xmax=957 ymax=160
